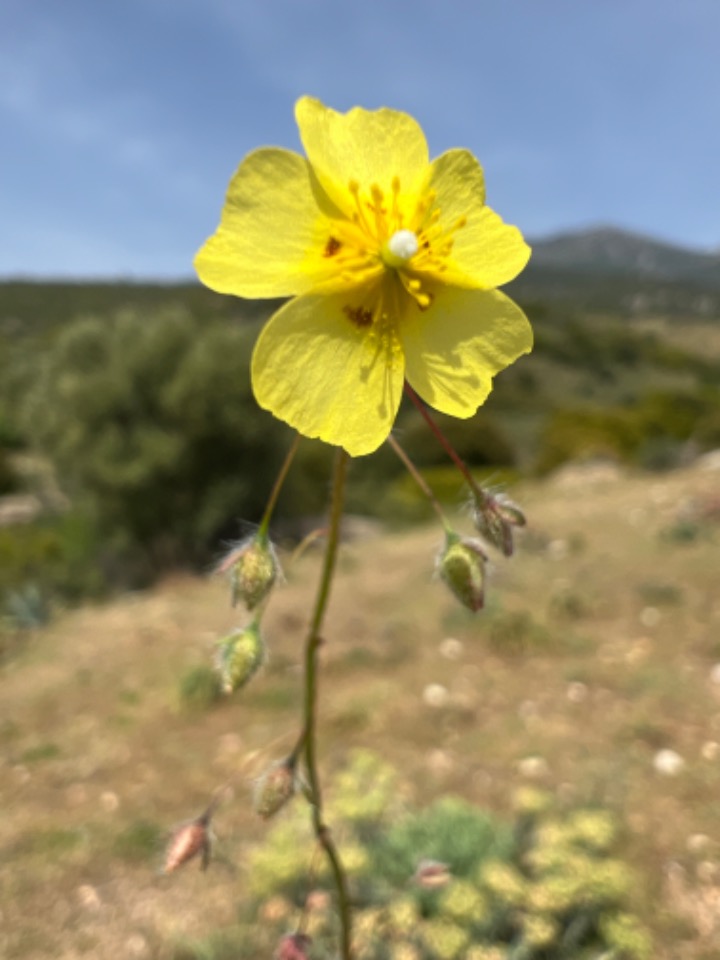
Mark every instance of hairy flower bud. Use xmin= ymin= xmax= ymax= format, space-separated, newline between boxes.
xmin=216 ymin=621 xmax=265 ymax=694
xmin=163 ymin=811 xmax=212 ymax=873
xmin=473 ymin=490 xmax=526 ymax=557
xmin=219 ymin=534 xmax=280 ymax=610
xmin=414 ymin=858 xmax=452 ymax=889
xmin=254 ymin=757 xmax=298 ymax=820
xmin=438 ymin=533 xmax=487 ymax=612
xmin=275 ymin=933 xmax=312 ymax=960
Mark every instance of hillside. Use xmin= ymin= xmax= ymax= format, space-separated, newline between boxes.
xmin=510 ymin=227 xmax=720 ymax=319
xmin=2 ymin=461 xmax=720 ymax=958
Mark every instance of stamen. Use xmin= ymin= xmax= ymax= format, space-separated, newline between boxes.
xmin=399 ymin=273 xmax=434 ymax=311
xmin=369 ymin=184 xmax=387 ymax=238
xmin=391 ymin=177 xmax=403 ymax=231
xmin=348 ymin=180 xmax=373 ymax=235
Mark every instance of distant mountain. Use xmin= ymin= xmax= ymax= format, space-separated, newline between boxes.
xmin=528 ymin=226 xmax=720 ymax=289
xmin=508 ymin=226 xmax=720 ymax=319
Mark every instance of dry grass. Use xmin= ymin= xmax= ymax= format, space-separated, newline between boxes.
xmin=2 ymin=459 xmax=720 ymax=959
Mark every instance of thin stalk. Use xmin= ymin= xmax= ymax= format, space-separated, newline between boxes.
xmin=404 ymin=383 xmax=490 ymax=508
xmin=387 ymin=434 xmax=453 ymax=533
xmin=258 ymin=432 xmax=301 ymax=539
xmin=302 ymin=447 xmax=352 ymax=959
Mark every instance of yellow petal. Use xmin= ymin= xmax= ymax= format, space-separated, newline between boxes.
xmin=251 ymin=289 xmax=405 ymax=457
xmin=423 ymin=149 xmax=531 ymax=289
xmin=295 ymin=97 xmax=429 ymax=215
xmin=194 ymin=148 xmax=347 ymax=299
xmin=400 ymin=286 xmax=533 ymax=417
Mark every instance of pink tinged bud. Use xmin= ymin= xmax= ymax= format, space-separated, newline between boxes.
xmin=221 ymin=534 xmax=280 ymax=611
xmin=216 ymin=622 xmax=265 ymax=694
xmin=414 ymin=858 xmax=452 ymax=888
xmin=438 ymin=534 xmax=487 ymax=612
xmin=473 ymin=491 xmax=526 ymax=558
xmin=254 ymin=758 xmax=298 ymax=820
xmin=163 ymin=815 xmax=211 ymax=873
xmin=275 ymin=933 xmax=312 ymax=960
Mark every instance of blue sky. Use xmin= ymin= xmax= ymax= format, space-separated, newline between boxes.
xmin=2 ymin=0 xmax=719 ymax=278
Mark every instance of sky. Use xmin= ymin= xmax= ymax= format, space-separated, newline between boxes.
xmin=2 ymin=0 xmax=719 ymax=278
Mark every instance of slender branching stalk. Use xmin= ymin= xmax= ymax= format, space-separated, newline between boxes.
xmin=387 ymin=433 xmax=453 ymax=533
xmin=258 ymin=432 xmax=302 ymax=539
xmin=404 ymin=383 xmax=491 ymax=508
xmin=301 ymin=447 xmax=352 ymax=959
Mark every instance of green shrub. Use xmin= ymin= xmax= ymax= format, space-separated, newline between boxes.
xmin=191 ymin=753 xmax=652 ymax=960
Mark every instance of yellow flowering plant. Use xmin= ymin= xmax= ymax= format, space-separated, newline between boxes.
xmin=195 ymin=97 xmax=532 ymax=456
xmin=171 ymin=99 xmax=536 ymax=960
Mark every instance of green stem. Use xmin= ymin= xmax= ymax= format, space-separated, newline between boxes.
xmin=404 ymin=383 xmax=489 ymax=508
xmin=258 ymin=432 xmax=301 ymax=539
xmin=302 ymin=448 xmax=352 ymax=959
xmin=387 ymin=434 xmax=453 ymax=533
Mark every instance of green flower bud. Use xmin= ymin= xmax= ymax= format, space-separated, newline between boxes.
xmin=219 ymin=534 xmax=280 ymax=611
xmin=254 ymin=758 xmax=298 ymax=820
xmin=216 ymin=622 xmax=265 ymax=694
xmin=438 ymin=533 xmax=487 ymax=612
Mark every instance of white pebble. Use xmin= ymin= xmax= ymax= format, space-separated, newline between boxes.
xmin=439 ymin=637 xmax=464 ymax=660
xmin=687 ymin=834 xmax=711 ymax=853
xmin=640 ymin=606 xmax=661 ymax=628
xmin=653 ymin=749 xmax=685 ymax=776
xmin=547 ymin=539 xmax=568 ymax=560
xmin=518 ymin=756 xmax=549 ymax=779
xmin=567 ymin=681 xmax=589 ymax=703
xmin=423 ymin=684 xmax=449 ymax=708
xmin=702 ymin=741 xmax=720 ymax=761
xmin=101 ymin=791 xmax=120 ymax=812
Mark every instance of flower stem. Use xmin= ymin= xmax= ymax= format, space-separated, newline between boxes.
xmin=387 ymin=434 xmax=453 ymax=533
xmin=302 ymin=447 xmax=352 ymax=959
xmin=404 ymin=384 xmax=489 ymax=508
xmin=258 ymin=432 xmax=301 ymax=539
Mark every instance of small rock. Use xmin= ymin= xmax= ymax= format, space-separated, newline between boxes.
xmin=653 ymin=749 xmax=685 ymax=776
xmin=439 ymin=637 xmax=464 ymax=660
xmin=518 ymin=756 xmax=549 ymax=779
xmin=100 ymin=791 xmax=120 ymax=812
xmin=77 ymin=885 xmax=102 ymax=911
xmin=639 ymin=606 xmax=661 ymax=628
xmin=423 ymin=684 xmax=449 ymax=708
xmin=567 ymin=681 xmax=588 ymax=703
xmin=687 ymin=834 xmax=712 ymax=854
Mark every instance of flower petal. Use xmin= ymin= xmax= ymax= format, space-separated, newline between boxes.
xmin=194 ymin=148 xmax=347 ymax=299
xmin=400 ymin=287 xmax=533 ymax=417
xmin=295 ymin=97 xmax=429 ymax=215
xmin=251 ymin=290 xmax=405 ymax=456
xmin=423 ymin=149 xmax=531 ymax=289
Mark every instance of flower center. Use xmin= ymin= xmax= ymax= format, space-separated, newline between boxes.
xmin=328 ymin=177 xmax=470 ymax=323
xmin=383 ymin=229 xmax=419 ymax=268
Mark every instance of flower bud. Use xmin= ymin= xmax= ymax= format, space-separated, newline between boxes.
xmin=438 ymin=533 xmax=486 ymax=612
xmin=254 ymin=757 xmax=298 ymax=820
xmin=473 ymin=490 xmax=526 ymax=557
xmin=163 ymin=811 xmax=212 ymax=873
xmin=216 ymin=621 xmax=265 ymax=694
xmin=275 ymin=933 xmax=312 ymax=960
xmin=414 ymin=858 xmax=452 ymax=889
xmin=219 ymin=534 xmax=280 ymax=611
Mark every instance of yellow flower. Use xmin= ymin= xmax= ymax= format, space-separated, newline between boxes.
xmin=195 ymin=97 xmax=532 ymax=456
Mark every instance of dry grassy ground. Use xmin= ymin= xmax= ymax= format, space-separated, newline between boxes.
xmin=2 ymin=459 xmax=720 ymax=959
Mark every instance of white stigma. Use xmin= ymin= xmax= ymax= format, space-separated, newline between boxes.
xmin=388 ymin=229 xmax=419 ymax=261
